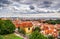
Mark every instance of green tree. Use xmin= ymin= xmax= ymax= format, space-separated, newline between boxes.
xmin=44 ymin=20 xmax=60 ymax=25
xmin=34 ymin=27 xmax=41 ymax=32
xmin=0 ymin=20 xmax=15 ymax=35
xmin=29 ymin=31 xmax=48 ymax=39
xmin=47 ymin=35 xmax=54 ymax=39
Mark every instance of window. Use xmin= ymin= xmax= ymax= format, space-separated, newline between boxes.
xmin=28 ymin=28 xmax=30 ymax=30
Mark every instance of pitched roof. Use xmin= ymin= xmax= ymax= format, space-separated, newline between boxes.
xmin=20 ymin=21 xmax=33 ymax=27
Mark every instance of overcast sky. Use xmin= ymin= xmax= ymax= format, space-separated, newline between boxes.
xmin=0 ymin=0 xmax=60 ymax=17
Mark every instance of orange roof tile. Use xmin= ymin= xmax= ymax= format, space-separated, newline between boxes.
xmin=20 ymin=22 xmax=33 ymax=27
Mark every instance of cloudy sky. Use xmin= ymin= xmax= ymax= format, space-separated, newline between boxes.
xmin=0 ymin=0 xmax=60 ymax=17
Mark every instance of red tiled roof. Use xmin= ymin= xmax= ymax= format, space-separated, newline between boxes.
xmin=40 ymin=23 xmax=58 ymax=37
xmin=20 ymin=22 xmax=33 ymax=27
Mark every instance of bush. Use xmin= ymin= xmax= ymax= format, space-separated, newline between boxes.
xmin=33 ymin=27 xmax=41 ymax=32
xmin=58 ymin=31 xmax=60 ymax=36
xmin=29 ymin=31 xmax=48 ymax=39
xmin=0 ymin=20 xmax=15 ymax=35
xmin=18 ymin=27 xmax=26 ymax=35
xmin=0 ymin=35 xmax=3 ymax=39
xmin=47 ymin=35 xmax=54 ymax=39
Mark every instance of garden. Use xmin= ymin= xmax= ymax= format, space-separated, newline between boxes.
xmin=0 ymin=34 xmax=23 ymax=39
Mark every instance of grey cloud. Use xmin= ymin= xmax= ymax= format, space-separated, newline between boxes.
xmin=6 ymin=0 xmax=60 ymax=8
xmin=0 ymin=3 xmax=4 ymax=7
xmin=29 ymin=5 xmax=35 ymax=10
xmin=17 ymin=0 xmax=54 ymax=8
xmin=0 ymin=0 xmax=60 ymax=15
xmin=0 ymin=0 xmax=12 ymax=7
xmin=0 ymin=0 xmax=12 ymax=4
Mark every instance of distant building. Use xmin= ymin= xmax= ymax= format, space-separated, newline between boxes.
xmin=40 ymin=23 xmax=58 ymax=37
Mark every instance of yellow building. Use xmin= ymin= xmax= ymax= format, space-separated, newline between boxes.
xmin=19 ymin=21 xmax=33 ymax=34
